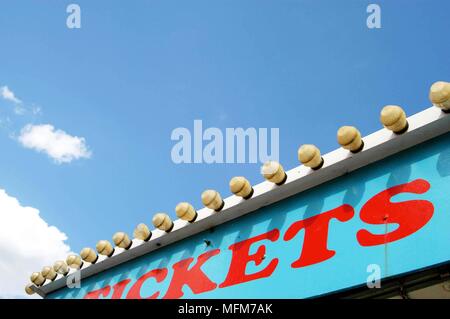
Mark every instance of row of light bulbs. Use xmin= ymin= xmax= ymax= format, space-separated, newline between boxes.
xmin=25 ymin=81 xmax=450 ymax=295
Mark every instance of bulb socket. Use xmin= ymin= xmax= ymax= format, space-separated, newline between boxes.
xmin=113 ymin=232 xmax=132 ymax=250
xmin=261 ymin=161 xmax=287 ymax=185
xmin=41 ymin=266 xmax=57 ymax=281
xmin=298 ymin=144 xmax=324 ymax=170
xmin=66 ymin=254 xmax=83 ymax=269
xmin=53 ymin=260 xmax=69 ymax=276
xmin=337 ymin=126 xmax=364 ymax=153
xmin=30 ymin=272 xmax=45 ymax=286
xmin=429 ymin=81 xmax=450 ymax=112
xmin=80 ymin=247 xmax=98 ymax=264
xmin=380 ymin=105 xmax=408 ymax=134
xmin=152 ymin=213 xmax=174 ymax=232
xmin=96 ymin=240 xmax=115 ymax=257
xmin=201 ymin=190 xmax=225 ymax=211
xmin=133 ymin=223 xmax=152 ymax=241
xmin=229 ymin=176 xmax=254 ymax=199
xmin=25 ymin=283 xmax=35 ymax=295
xmin=175 ymin=202 xmax=198 ymax=222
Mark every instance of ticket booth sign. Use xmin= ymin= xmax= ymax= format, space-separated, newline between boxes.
xmin=47 ymin=130 xmax=450 ymax=299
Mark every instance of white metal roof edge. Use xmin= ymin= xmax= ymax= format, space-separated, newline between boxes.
xmin=33 ymin=106 xmax=450 ymax=297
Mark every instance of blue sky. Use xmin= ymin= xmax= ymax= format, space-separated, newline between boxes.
xmin=0 ymin=0 xmax=449 ymax=296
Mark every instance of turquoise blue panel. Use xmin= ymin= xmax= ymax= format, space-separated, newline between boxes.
xmin=48 ymin=133 xmax=450 ymax=299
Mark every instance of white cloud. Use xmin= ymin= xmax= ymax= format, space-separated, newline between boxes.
xmin=14 ymin=104 xmax=26 ymax=115
xmin=18 ymin=124 xmax=92 ymax=164
xmin=0 ymin=86 xmax=22 ymax=104
xmin=31 ymin=105 xmax=42 ymax=115
xmin=0 ymin=189 xmax=71 ymax=298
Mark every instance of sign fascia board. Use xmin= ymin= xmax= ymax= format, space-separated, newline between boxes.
xmin=33 ymin=106 xmax=450 ymax=297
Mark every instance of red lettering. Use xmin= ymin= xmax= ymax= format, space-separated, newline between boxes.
xmin=126 ymin=268 xmax=167 ymax=299
xmin=357 ymin=179 xmax=434 ymax=246
xmin=84 ymin=285 xmax=111 ymax=299
xmin=82 ymin=180 xmax=436 ymax=299
xmin=163 ymin=249 xmax=220 ymax=299
xmin=219 ymin=229 xmax=279 ymax=288
xmin=284 ymin=204 xmax=354 ymax=268
xmin=111 ymin=279 xmax=131 ymax=299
